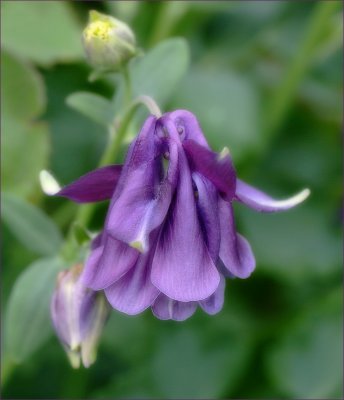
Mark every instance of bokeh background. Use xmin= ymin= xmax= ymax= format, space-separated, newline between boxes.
xmin=1 ymin=1 xmax=343 ymax=399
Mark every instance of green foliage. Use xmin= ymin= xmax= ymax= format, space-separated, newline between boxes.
xmin=237 ymin=203 xmax=341 ymax=280
xmin=4 ymin=257 xmax=66 ymax=363
xmin=66 ymin=92 xmax=114 ymax=128
xmin=2 ymin=192 xmax=62 ymax=256
xmin=1 ymin=50 xmax=49 ymax=198
xmin=1 ymin=1 xmax=342 ymax=399
xmin=1 ymin=1 xmax=83 ymax=65
xmin=266 ymin=288 xmax=343 ymax=398
xmin=112 ymin=38 xmax=190 ymax=113
xmin=171 ymin=68 xmax=261 ymax=162
xmin=130 ymin=38 xmax=190 ymax=105
xmin=152 ymin=326 xmax=251 ymax=398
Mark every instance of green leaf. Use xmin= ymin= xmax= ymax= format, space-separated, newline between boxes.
xmin=112 ymin=38 xmax=190 ymax=113
xmin=1 ymin=50 xmax=49 ymax=198
xmin=266 ymin=288 xmax=343 ymax=398
xmin=1 ymin=49 xmax=46 ymax=120
xmin=43 ymin=63 xmax=107 ymax=184
xmin=152 ymin=326 xmax=251 ymax=398
xmin=2 ymin=192 xmax=62 ymax=256
xmin=1 ymin=1 xmax=83 ymax=65
xmin=66 ymin=92 xmax=114 ymax=127
xmin=2 ymin=118 xmax=50 ymax=199
xmin=236 ymin=202 xmax=341 ymax=280
xmin=131 ymin=38 xmax=190 ymax=105
xmin=4 ymin=257 xmax=66 ymax=363
xmin=171 ymin=68 xmax=261 ymax=162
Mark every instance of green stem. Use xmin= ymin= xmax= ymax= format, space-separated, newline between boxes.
xmin=264 ymin=1 xmax=340 ymax=139
xmin=122 ymin=65 xmax=132 ymax=107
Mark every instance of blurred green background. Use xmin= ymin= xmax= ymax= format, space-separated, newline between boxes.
xmin=1 ymin=1 xmax=343 ymax=398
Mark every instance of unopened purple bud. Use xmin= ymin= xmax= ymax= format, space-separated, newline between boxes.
xmin=50 ymin=264 xmax=109 ymax=368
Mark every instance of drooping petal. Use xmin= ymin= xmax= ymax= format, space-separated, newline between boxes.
xmin=235 ymin=179 xmax=310 ymax=213
xmin=199 ymin=274 xmax=225 ymax=315
xmin=192 ymin=173 xmax=220 ymax=262
xmin=51 ymin=280 xmax=71 ymax=346
xmin=104 ymin=247 xmax=160 ymax=315
xmin=51 ymin=265 xmax=89 ymax=350
xmin=151 ymin=138 xmax=220 ymax=302
xmin=81 ymin=236 xmax=139 ymax=290
xmin=152 ymin=294 xmax=197 ymax=321
xmin=80 ymin=293 xmax=109 ymax=368
xmin=106 ymin=117 xmax=178 ymax=252
xmin=57 ymin=165 xmax=122 ymax=203
xmin=164 ymin=109 xmax=209 ymax=147
xmin=218 ymin=198 xmax=256 ymax=279
xmin=78 ymin=289 xmax=98 ymax=340
xmin=183 ymin=139 xmax=236 ymax=201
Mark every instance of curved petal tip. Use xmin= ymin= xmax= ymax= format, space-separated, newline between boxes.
xmin=235 ymin=179 xmax=311 ymax=213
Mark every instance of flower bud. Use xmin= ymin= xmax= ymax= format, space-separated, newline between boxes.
xmin=50 ymin=264 xmax=109 ymax=368
xmin=82 ymin=10 xmax=136 ymax=72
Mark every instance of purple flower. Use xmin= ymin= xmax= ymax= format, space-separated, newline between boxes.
xmin=51 ymin=264 xmax=109 ymax=367
xmin=57 ymin=110 xmax=310 ymax=321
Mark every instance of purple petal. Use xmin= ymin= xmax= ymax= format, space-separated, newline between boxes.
xmin=106 ymin=117 xmax=178 ymax=252
xmin=163 ymin=109 xmax=209 ymax=147
xmin=104 ymin=248 xmax=160 ymax=315
xmin=199 ymin=274 xmax=225 ymax=315
xmin=78 ymin=289 xmax=98 ymax=341
xmin=151 ymin=144 xmax=220 ymax=302
xmin=183 ymin=139 xmax=236 ymax=201
xmin=235 ymin=179 xmax=310 ymax=212
xmin=152 ymin=294 xmax=197 ymax=321
xmin=90 ymin=233 xmax=103 ymax=250
xmin=51 ymin=267 xmax=91 ymax=349
xmin=219 ymin=198 xmax=256 ymax=279
xmin=57 ymin=165 xmax=122 ymax=203
xmin=81 ymin=236 xmax=139 ymax=290
xmin=51 ymin=283 xmax=71 ymax=346
xmin=192 ymin=173 xmax=220 ymax=262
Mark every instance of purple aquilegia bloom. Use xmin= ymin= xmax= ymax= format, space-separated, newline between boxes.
xmin=51 ymin=264 xmax=109 ymax=367
xmin=57 ymin=110 xmax=309 ymax=321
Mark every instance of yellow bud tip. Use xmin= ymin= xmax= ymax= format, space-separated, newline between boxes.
xmin=89 ymin=10 xmax=101 ymax=22
xmin=84 ymin=20 xmax=113 ymax=42
xmin=218 ymin=147 xmax=230 ymax=160
xmin=130 ymin=240 xmax=145 ymax=253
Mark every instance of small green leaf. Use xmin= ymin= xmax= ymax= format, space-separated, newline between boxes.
xmin=2 ymin=192 xmax=62 ymax=256
xmin=131 ymin=38 xmax=190 ymax=105
xmin=1 ymin=50 xmax=49 ymax=198
xmin=4 ymin=257 xmax=66 ymax=363
xmin=1 ymin=49 xmax=46 ymax=120
xmin=2 ymin=118 xmax=50 ymax=198
xmin=1 ymin=1 xmax=83 ymax=65
xmin=66 ymin=92 xmax=114 ymax=127
xmin=266 ymin=288 xmax=343 ymax=398
xmin=112 ymin=38 xmax=190 ymax=113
